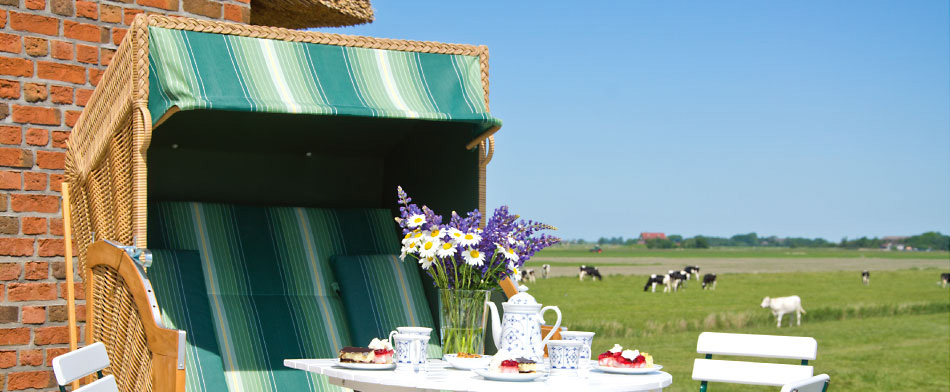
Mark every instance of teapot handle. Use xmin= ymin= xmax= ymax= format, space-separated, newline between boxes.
xmin=539 ymin=306 xmax=562 ymax=346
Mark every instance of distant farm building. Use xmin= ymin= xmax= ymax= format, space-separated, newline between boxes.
xmin=639 ymin=232 xmax=667 ymax=244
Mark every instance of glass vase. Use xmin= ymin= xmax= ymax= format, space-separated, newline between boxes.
xmin=439 ymin=289 xmax=490 ymax=355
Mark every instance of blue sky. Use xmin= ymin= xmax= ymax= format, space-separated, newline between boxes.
xmin=321 ymin=1 xmax=950 ymax=241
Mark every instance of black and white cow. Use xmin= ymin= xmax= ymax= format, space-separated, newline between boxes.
xmin=666 ymin=270 xmax=688 ymax=292
xmin=941 ymin=273 xmax=950 ymax=288
xmin=861 ymin=270 xmax=870 ymax=286
xmin=541 ymin=264 xmax=550 ymax=279
xmin=702 ymin=273 xmax=717 ymax=290
xmin=579 ymin=265 xmax=602 ymax=281
xmin=684 ymin=266 xmax=700 ymax=281
xmin=643 ymin=274 xmax=666 ymax=292
xmin=521 ymin=269 xmax=536 ymax=283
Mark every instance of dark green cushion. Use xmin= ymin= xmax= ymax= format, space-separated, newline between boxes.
xmin=331 ymin=254 xmax=441 ymax=358
xmin=148 ymin=249 xmax=229 ymax=392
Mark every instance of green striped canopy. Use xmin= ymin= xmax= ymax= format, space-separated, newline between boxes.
xmin=146 ymin=27 xmax=501 ymax=135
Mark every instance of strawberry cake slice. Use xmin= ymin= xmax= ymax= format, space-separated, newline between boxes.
xmin=597 ymin=344 xmax=654 ymax=368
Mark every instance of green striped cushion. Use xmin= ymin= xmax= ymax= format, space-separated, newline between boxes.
xmin=148 ymin=249 xmax=229 ymax=392
xmin=148 ymin=201 xmax=406 ymax=391
xmin=331 ymin=254 xmax=441 ymax=359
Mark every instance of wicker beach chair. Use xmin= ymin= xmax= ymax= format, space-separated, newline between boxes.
xmin=62 ymin=15 xmax=523 ymax=392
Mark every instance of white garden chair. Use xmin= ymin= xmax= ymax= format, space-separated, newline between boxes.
xmin=781 ymin=374 xmax=830 ymax=392
xmin=692 ymin=332 xmax=820 ymax=391
xmin=52 ymin=342 xmax=119 ymax=392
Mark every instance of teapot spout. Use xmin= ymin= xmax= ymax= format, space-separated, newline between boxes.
xmin=486 ymin=301 xmax=501 ymax=349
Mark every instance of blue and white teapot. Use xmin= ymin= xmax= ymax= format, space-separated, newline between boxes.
xmin=486 ymin=285 xmax=562 ymax=362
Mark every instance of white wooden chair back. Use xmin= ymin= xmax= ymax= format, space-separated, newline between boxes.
xmin=781 ymin=374 xmax=830 ymax=392
xmin=692 ymin=332 xmax=820 ymax=391
xmin=51 ymin=342 xmax=119 ymax=392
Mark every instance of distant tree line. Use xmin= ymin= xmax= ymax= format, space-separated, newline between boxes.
xmin=566 ymin=231 xmax=949 ymax=251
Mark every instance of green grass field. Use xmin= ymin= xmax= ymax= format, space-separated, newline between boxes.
xmin=537 ymin=245 xmax=950 ymax=260
xmin=528 ymin=269 xmax=950 ymax=391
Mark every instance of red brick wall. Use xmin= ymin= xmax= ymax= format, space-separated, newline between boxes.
xmin=0 ymin=1 xmax=249 ymax=390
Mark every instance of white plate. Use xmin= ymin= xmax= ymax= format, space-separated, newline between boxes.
xmin=443 ymin=354 xmax=492 ymax=370
xmin=595 ymin=364 xmax=663 ymax=374
xmin=473 ymin=368 xmax=546 ymax=382
xmin=334 ymin=359 xmax=395 ymax=370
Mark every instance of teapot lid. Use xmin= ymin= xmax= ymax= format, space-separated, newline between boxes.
xmin=507 ymin=285 xmax=538 ymax=305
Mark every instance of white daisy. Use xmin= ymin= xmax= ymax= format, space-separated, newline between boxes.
xmin=458 ymin=232 xmax=482 ymax=247
xmin=418 ymin=238 xmax=441 ymax=258
xmin=500 ymin=246 xmax=519 ymax=262
xmin=426 ymin=229 xmax=445 ymax=241
xmin=447 ymin=228 xmax=464 ymax=241
xmin=462 ymin=248 xmax=485 ymax=266
xmin=436 ymin=241 xmax=457 ymax=258
xmin=407 ymin=214 xmax=426 ymax=228
xmin=399 ymin=243 xmax=415 ymax=261
xmin=402 ymin=230 xmax=424 ymax=247
xmin=419 ymin=256 xmax=435 ymax=270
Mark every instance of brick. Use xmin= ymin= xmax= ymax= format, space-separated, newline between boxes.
xmin=11 ymin=194 xmax=58 ymax=212
xmin=0 ymin=215 xmax=17 ymax=233
xmin=7 ymin=370 xmax=51 ymax=390
xmin=0 ymin=328 xmax=30 ymax=345
xmin=0 ymin=307 xmax=17 ymax=323
xmin=51 ymin=40 xmax=73 ymax=60
xmin=38 ymin=238 xmax=64 ymax=256
xmin=11 ymin=105 xmax=59 ymax=125
xmin=223 ymin=3 xmax=249 ymax=23
xmin=23 ymin=36 xmax=48 ymax=57
xmin=0 ymin=263 xmax=21 ymax=280
xmin=25 ymin=0 xmax=45 ymax=10
xmin=0 ymin=193 xmax=7 ymax=211
xmin=64 ymin=20 xmax=99 ymax=43
xmin=21 ymin=217 xmax=46 ymax=234
xmin=0 ymin=238 xmax=32 ymax=256
xmin=23 ymin=171 xmax=45 ymax=189
xmin=0 ymin=103 xmax=8 ymax=121
xmin=139 ymin=0 xmax=178 ymax=11
xmin=0 ymin=171 xmax=19 ymax=190
xmin=184 ymin=0 xmax=222 ymax=18
xmin=23 ymin=83 xmax=47 ymax=102
xmin=23 ymin=261 xmax=47 ymax=280
xmin=19 ymin=348 xmax=42 ymax=365
xmin=45 ymin=347 xmax=69 ymax=366
xmin=49 ymin=173 xmax=63 ymax=191
xmin=34 ymin=326 xmax=70 ymax=345
xmin=50 ymin=85 xmax=73 ymax=104
xmin=0 ymin=33 xmax=21 ymax=53
xmin=64 ymin=110 xmax=81 ymax=127
xmin=24 ymin=129 xmax=48 ymax=147
xmin=76 ymin=0 xmax=97 ymax=19
xmin=36 ymin=150 xmax=64 ymax=169
xmin=0 ymin=125 xmax=20 ymax=144
xmin=47 ymin=305 xmax=64 ymax=322
xmin=51 ymin=0 xmax=74 ymax=16
xmin=50 ymin=261 xmax=65 ymax=279
xmin=101 ymin=4 xmax=122 ymax=23
xmin=101 ymin=47 xmax=115 ymax=66
xmin=0 ymin=148 xmax=33 ymax=168
xmin=0 ymin=57 xmax=33 ymax=77
xmin=76 ymin=304 xmax=86 ymax=321
xmin=123 ymin=8 xmax=143 ymax=25
xmin=9 ymin=12 xmax=59 ymax=36
xmin=49 ymin=218 xmax=63 ymax=236
xmin=77 ymin=44 xmax=97 ymax=64
xmin=60 ymin=282 xmax=82 ymax=299
xmin=21 ymin=307 xmax=44 ymax=324
xmin=0 ymin=9 xmax=6 ymax=28
xmin=100 ymin=25 xmax=111 ymax=44
xmin=7 ymin=283 xmax=55 ymax=301
xmin=38 ymin=61 xmax=85 ymax=84
xmin=51 ymin=131 xmax=69 ymax=148
xmin=0 ymin=350 xmax=14 ymax=368
xmin=0 ymin=80 xmax=20 ymax=99
xmin=112 ymin=27 xmax=127 ymax=45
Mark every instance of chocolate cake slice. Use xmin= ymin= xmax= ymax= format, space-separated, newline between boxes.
xmin=339 ymin=346 xmax=375 ymax=363
xmin=515 ymin=357 xmax=537 ymax=373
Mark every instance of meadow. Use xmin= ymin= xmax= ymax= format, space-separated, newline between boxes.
xmin=527 ymin=269 xmax=950 ymax=391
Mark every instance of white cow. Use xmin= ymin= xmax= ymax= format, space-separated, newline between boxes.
xmin=541 ymin=264 xmax=550 ymax=279
xmin=760 ymin=296 xmax=806 ymax=328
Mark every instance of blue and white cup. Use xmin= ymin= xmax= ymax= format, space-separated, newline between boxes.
xmin=389 ymin=327 xmax=432 ymax=359
xmin=392 ymin=333 xmax=429 ymax=374
xmin=559 ymin=331 xmax=595 ymax=369
xmin=547 ymin=340 xmax=590 ymax=376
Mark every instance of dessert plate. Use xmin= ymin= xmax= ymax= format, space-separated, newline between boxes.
xmin=334 ymin=359 xmax=396 ymax=370
xmin=443 ymin=354 xmax=492 ymax=370
xmin=595 ymin=364 xmax=663 ymax=374
xmin=472 ymin=368 xmax=545 ymax=382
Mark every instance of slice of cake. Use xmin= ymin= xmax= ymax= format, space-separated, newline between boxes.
xmin=515 ymin=358 xmax=537 ymax=373
xmin=339 ymin=347 xmax=374 ymax=363
xmin=368 ymin=338 xmax=394 ymax=364
xmin=499 ymin=359 xmax=520 ymax=374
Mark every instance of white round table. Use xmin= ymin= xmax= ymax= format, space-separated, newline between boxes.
xmin=284 ymin=359 xmax=673 ymax=392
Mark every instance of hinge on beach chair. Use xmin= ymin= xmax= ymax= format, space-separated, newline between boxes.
xmin=103 ymin=237 xmax=153 ymax=270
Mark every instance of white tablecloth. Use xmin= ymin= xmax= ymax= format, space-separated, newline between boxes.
xmin=284 ymin=359 xmax=673 ymax=392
